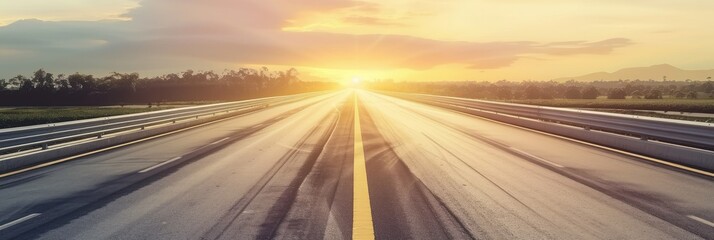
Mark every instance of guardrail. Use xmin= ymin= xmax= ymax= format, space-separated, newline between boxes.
xmin=390 ymin=92 xmax=714 ymax=151
xmin=383 ymin=92 xmax=714 ymax=173
xmin=0 ymin=106 xmax=262 ymax=155
xmin=0 ymin=93 xmax=317 ymax=142
xmin=0 ymin=91 xmax=328 ymax=173
xmin=0 ymin=92 xmax=321 ymax=156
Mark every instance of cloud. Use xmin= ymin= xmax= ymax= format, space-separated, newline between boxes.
xmin=0 ymin=0 xmax=634 ymax=78
xmin=123 ymin=0 xmax=373 ymax=30
xmin=537 ymin=38 xmax=633 ymax=55
xmin=341 ymin=16 xmax=405 ymax=26
xmin=468 ymin=57 xmax=519 ymax=70
xmin=0 ymin=0 xmax=138 ymax=25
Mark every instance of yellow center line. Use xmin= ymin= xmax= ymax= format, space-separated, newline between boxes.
xmin=353 ymin=93 xmax=375 ymax=240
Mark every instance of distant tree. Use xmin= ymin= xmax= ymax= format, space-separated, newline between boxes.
xmin=607 ymin=88 xmax=627 ymax=99
xmin=524 ymin=85 xmax=541 ymax=99
xmin=67 ymin=73 xmax=84 ymax=91
xmin=644 ymin=89 xmax=663 ymax=99
xmin=674 ymin=91 xmax=685 ymax=99
xmin=496 ymin=86 xmax=512 ymax=99
xmin=163 ymin=73 xmax=180 ymax=82
xmin=32 ymin=69 xmax=55 ymax=93
xmin=623 ymin=83 xmax=634 ymax=94
xmin=56 ymin=74 xmax=69 ymax=91
xmin=5 ymin=76 xmax=19 ymax=90
xmin=12 ymin=75 xmax=34 ymax=93
xmin=701 ymin=81 xmax=713 ymax=92
xmin=0 ymin=67 xmax=335 ymax=106
xmin=686 ymin=91 xmax=698 ymax=99
xmin=564 ymin=86 xmax=581 ymax=99
xmin=19 ymin=80 xmax=34 ymax=92
xmin=115 ymin=72 xmax=139 ymax=93
xmin=581 ymin=86 xmax=599 ymax=99
xmin=181 ymin=70 xmax=195 ymax=81
xmin=630 ymin=90 xmax=643 ymax=99
xmin=539 ymin=86 xmax=555 ymax=99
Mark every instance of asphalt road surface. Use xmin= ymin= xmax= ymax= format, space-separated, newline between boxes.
xmin=0 ymin=90 xmax=712 ymax=239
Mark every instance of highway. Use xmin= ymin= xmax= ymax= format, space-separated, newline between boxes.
xmin=0 ymin=90 xmax=712 ymax=239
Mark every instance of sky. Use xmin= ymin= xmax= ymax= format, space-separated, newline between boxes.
xmin=0 ymin=0 xmax=712 ymax=83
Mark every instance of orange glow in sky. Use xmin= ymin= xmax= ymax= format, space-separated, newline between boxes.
xmin=0 ymin=0 xmax=712 ymax=83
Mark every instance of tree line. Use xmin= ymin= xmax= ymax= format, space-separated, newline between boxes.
xmin=0 ymin=68 xmax=339 ymax=106
xmin=365 ymin=79 xmax=714 ymax=100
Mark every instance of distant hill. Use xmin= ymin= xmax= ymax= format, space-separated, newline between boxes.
xmin=553 ymin=64 xmax=714 ymax=82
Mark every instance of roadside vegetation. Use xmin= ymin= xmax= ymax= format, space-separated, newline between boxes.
xmin=0 ymin=67 xmax=338 ymax=128
xmin=504 ymin=99 xmax=714 ymax=114
xmin=366 ymin=78 xmax=714 ymax=113
xmin=594 ymin=109 xmax=714 ymax=123
xmin=0 ymin=107 xmax=172 ymax=129
xmin=0 ymin=67 xmax=338 ymax=106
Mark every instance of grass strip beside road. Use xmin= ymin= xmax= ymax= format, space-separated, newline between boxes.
xmin=503 ymin=98 xmax=714 ymax=113
xmin=594 ymin=109 xmax=714 ymax=123
xmin=0 ymin=107 xmax=173 ymax=129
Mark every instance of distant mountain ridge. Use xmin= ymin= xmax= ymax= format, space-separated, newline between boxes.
xmin=553 ymin=64 xmax=714 ymax=82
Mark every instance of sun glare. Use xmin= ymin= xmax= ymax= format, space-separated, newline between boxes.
xmin=352 ymin=76 xmax=361 ymax=84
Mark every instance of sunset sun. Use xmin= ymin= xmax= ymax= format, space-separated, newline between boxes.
xmin=352 ymin=76 xmax=362 ymax=84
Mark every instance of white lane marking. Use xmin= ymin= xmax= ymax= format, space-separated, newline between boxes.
xmin=210 ymin=137 xmax=230 ymax=145
xmin=138 ymin=156 xmax=182 ymax=173
xmin=0 ymin=213 xmax=41 ymax=231
xmin=688 ymin=215 xmax=714 ymax=228
xmin=509 ymin=147 xmax=564 ymax=168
